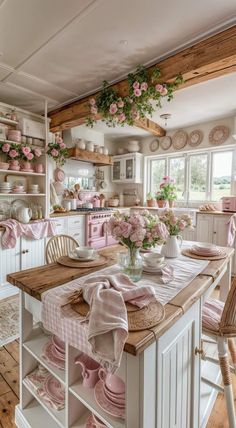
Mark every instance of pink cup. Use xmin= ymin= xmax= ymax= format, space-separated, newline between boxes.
xmin=98 ymin=368 xmax=125 ymax=395
xmin=35 ymin=163 xmax=44 ymax=173
xmin=75 ymin=353 xmax=100 ymax=388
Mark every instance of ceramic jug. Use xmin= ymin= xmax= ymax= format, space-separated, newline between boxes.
xmin=161 ymin=235 xmax=183 ymax=258
xmin=16 ymin=207 xmax=32 ymax=224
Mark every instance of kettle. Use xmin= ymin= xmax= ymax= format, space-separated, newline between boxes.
xmin=16 ymin=207 xmax=32 ymax=224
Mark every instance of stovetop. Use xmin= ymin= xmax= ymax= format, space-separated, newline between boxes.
xmin=72 ymin=207 xmax=114 ymax=212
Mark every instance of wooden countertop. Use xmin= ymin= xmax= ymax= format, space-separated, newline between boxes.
xmin=7 ymin=244 xmax=234 ymax=356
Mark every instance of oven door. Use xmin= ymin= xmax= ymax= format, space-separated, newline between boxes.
xmin=87 ymin=219 xmax=106 ymax=248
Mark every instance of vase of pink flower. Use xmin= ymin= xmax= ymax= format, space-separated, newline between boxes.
xmin=47 ymin=136 xmax=68 ymax=167
xmin=19 ymin=146 xmax=42 ymax=171
xmin=159 ymin=210 xmax=193 ymax=258
xmin=109 ymin=210 xmax=169 ymax=281
xmin=6 ymin=144 xmax=21 ymax=171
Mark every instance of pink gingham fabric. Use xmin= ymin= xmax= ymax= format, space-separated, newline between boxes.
xmin=202 ymin=298 xmax=224 ymax=333
xmin=0 ymin=218 xmax=56 ymax=248
xmin=227 ymin=214 xmax=236 ymax=247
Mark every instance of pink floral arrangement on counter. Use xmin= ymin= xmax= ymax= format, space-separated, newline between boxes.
xmin=158 ymin=176 xmax=177 ymax=201
xmin=47 ymin=136 xmax=68 ymax=166
xmin=109 ymin=210 xmax=169 ymax=249
xmin=159 ymin=210 xmax=194 ymax=236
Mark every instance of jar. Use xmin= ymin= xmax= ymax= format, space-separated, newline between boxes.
xmin=126 ymin=140 xmax=140 ymax=153
xmin=94 ymin=145 xmax=99 ymax=153
xmin=86 ymin=141 xmax=94 ymax=152
xmin=103 ymin=147 xmax=109 ymax=155
xmin=76 ymin=139 xmax=86 ymax=150
xmin=62 ymin=200 xmax=71 ymax=211
xmin=70 ymin=199 xmax=77 ymax=210
xmin=98 ymin=146 xmax=103 ymax=154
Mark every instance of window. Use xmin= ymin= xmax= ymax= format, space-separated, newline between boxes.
xmin=146 ymin=148 xmax=235 ymax=203
xmin=169 ymin=157 xmax=185 ymax=200
xmin=189 ymin=154 xmax=208 ymax=201
xmin=211 ymin=151 xmax=232 ymax=201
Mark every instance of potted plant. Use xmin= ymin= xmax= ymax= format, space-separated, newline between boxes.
xmin=19 ymin=146 xmax=42 ymax=171
xmin=159 ymin=176 xmax=177 ymax=208
xmin=168 ymin=192 xmax=177 ymax=208
xmin=6 ymin=143 xmax=21 ymax=171
xmin=0 ymin=141 xmax=11 ymax=170
xmin=146 ymin=192 xmax=156 ymax=207
xmin=155 ymin=191 xmax=167 ymax=208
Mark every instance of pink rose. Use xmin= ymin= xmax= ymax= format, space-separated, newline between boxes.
xmin=120 ymin=222 xmax=132 ymax=238
xmin=161 ymin=87 xmax=168 ymax=96
xmin=89 ymin=98 xmax=96 ymax=106
xmin=170 ymin=217 xmax=178 ymax=226
xmin=117 ymin=99 xmax=124 ymax=108
xmin=9 ymin=149 xmax=18 ymax=158
xmin=179 ymin=220 xmax=186 ymax=230
xmin=22 ymin=146 xmax=31 ymax=156
xmin=155 ymin=84 xmax=163 ymax=92
xmin=133 ymin=81 xmax=140 ymax=89
xmin=55 ymin=136 xmax=63 ymax=144
xmin=2 ymin=143 xmax=10 ymax=152
xmin=118 ymin=113 xmax=126 ymax=123
xmin=134 ymin=88 xmax=142 ymax=97
xmin=140 ymin=82 xmax=148 ymax=91
xmin=91 ymin=106 xmax=98 ymax=115
xmin=27 ymin=152 xmax=34 ymax=160
xmin=109 ymin=103 xmax=118 ymax=115
xmin=59 ymin=142 xmax=66 ymax=149
xmin=34 ymin=147 xmax=42 ymax=157
xmin=51 ymin=148 xmax=59 ymax=157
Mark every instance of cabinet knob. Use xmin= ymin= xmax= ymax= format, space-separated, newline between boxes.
xmin=22 ymin=249 xmax=29 ymax=254
xmin=195 ymin=347 xmax=205 ymax=358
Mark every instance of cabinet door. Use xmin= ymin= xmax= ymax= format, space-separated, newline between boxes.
xmin=21 ymin=237 xmax=45 ymax=270
xmin=124 ymin=157 xmax=135 ymax=181
xmin=111 ymin=159 xmax=122 ymax=181
xmin=212 ymin=215 xmax=229 ymax=246
xmin=196 ymin=214 xmax=213 ymax=243
xmin=0 ymin=234 xmax=21 ymax=287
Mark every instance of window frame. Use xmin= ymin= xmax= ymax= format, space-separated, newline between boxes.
xmin=145 ymin=146 xmax=235 ymax=204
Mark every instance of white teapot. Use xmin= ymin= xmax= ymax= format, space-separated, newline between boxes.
xmin=16 ymin=207 xmax=32 ymax=224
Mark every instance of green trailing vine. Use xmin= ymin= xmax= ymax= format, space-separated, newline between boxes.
xmin=86 ymin=65 xmax=183 ymax=127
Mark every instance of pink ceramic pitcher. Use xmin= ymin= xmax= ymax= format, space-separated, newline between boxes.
xmin=75 ymin=353 xmax=100 ymax=388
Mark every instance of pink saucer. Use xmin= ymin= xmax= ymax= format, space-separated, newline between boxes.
xmin=94 ymin=380 xmax=125 ymax=419
xmin=20 ymin=168 xmax=35 ymax=172
xmin=86 ymin=414 xmax=107 ymax=428
xmin=52 ymin=335 xmax=65 ymax=353
xmin=44 ymin=374 xmax=65 ymax=404
xmin=42 ymin=341 xmax=65 ymax=370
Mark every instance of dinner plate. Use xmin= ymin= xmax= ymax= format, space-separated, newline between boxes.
xmin=68 ymin=250 xmax=98 ymax=262
xmin=94 ymin=380 xmax=125 ymax=419
xmin=44 ymin=374 xmax=65 ymax=404
xmin=190 ymin=248 xmax=221 ymax=257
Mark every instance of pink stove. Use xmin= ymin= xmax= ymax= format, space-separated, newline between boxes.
xmin=85 ymin=210 xmax=117 ymax=249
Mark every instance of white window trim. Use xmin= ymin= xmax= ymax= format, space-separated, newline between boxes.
xmin=145 ymin=145 xmax=236 ymax=205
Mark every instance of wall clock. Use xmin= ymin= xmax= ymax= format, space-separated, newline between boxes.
xmin=172 ymin=130 xmax=188 ymax=150
xmin=149 ymin=138 xmax=159 ymax=152
xmin=188 ymin=130 xmax=203 ymax=147
xmin=209 ymin=126 xmax=229 ymax=145
xmin=160 ymin=136 xmax=172 ymax=150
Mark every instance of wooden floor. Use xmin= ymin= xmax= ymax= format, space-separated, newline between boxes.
xmin=0 ymin=339 xmax=235 ymax=427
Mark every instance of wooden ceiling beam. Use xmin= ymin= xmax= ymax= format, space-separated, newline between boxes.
xmin=49 ymin=25 xmax=236 ymax=133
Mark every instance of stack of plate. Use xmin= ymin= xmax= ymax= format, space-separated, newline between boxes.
xmin=42 ymin=335 xmax=65 ymax=370
xmin=11 ymin=185 xmax=26 ymax=194
xmin=28 ymin=184 xmax=40 ymax=194
xmin=94 ymin=374 xmax=125 ymax=419
xmin=189 ymin=243 xmax=221 ymax=257
xmin=0 ymin=182 xmax=12 ymax=193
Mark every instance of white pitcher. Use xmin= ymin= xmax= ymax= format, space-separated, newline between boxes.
xmin=161 ymin=235 xmax=183 ymax=258
xmin=16 ymin=207 xmax=32 ymax=224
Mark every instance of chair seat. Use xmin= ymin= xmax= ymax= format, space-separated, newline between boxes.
xmin=202 ymin=298 xmax=224 ymax=334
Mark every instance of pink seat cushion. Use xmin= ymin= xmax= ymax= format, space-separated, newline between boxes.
xmin=202 ymin=298 xmax=224 ymax=333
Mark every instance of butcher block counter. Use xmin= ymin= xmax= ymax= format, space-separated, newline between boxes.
xmin=7 ymin=244 xmax=234 ymax=428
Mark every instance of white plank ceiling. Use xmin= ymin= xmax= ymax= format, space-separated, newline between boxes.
xmin=0 ymin=0 xmax=235 ymax=127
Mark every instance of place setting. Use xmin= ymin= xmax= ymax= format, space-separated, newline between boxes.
xmin=141 ymin=252 xmax=174 ymax=283
xmin=56 ymin=246 xmax=109 ymax=268
xmin=182 ymin=242 xmax=227 ymax=260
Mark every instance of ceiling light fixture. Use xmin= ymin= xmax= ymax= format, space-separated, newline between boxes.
xmin=160 ymin=113 xmax=171 ymax=127
xmin=120 ymin=40 xmax=128 ymax=45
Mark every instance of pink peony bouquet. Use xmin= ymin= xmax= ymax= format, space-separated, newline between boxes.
xmin=47 ymin=136 xmax=68 ymax=166
xmin=20 ymin=145 xmax=42 ymax=162
xmin=109 ymin=210 xmax=169 ymax=250
xmin=159 ymin=210 xmax=194 ymax=236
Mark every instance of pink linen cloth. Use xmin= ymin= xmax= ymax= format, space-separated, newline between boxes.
xmin=0 ymin=218 xmax=56 ymax=248
xmin=202 ymin=298 xmax=224 ymax=332
xmin=227 ymin=214 xmax=236 ymax=247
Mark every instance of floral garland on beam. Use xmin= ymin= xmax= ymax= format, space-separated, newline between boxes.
xmin=86 ymin=65 xmax=183 ymax=127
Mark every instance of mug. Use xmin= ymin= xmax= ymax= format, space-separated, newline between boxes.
xmin=75 ymin=354 xmax=100 ymax=388
xmin=98 ymin=368 xmax=125 ymax=395
xmin=35 ymin=163 xmax=44 ymax=173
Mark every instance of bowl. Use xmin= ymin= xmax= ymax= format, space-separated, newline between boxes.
xmin=143 ymin=253 xmax=164 ymax=267
xmin=75 ymin=246 xmax=94 ymax=259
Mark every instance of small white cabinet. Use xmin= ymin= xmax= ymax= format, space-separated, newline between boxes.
xmin=53 ymin=215 xmax=85 ymax=246
xmin=21 ymin=237 xmax=46 ymax=270
xmin=111 ymin=153 xmax=143 ymax=183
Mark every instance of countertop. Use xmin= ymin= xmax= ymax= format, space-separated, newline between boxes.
xmin=50 ymin=207 xmax=130 ymax=218
xmin=7 ymin=244 xmax=234 ymax=356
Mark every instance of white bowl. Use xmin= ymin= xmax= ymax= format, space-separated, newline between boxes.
xmin=143 ymin=253 xmax=164 ymax=267
xmin=194 ymin=243 xmax=216 ymax=250
xmin=75 ymin=246 xmax=94 ymax=259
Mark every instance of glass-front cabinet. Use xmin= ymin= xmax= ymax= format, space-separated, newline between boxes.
xmin=111 ymin=153 xmax=143 ymax=183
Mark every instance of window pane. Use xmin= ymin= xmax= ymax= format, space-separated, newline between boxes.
xmin=212 ymin=151 xmax=232 ymax=201
xmin=169 ymin=157 xmax=185 ymax=200
xmin=150 ymin=159 xmax=166 ymax=193
xmin=189 ymin=154 xmax=207 ymax=200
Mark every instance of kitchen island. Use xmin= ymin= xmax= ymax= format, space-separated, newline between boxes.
xmin=7 ymin=244 xmax=234 ymax=428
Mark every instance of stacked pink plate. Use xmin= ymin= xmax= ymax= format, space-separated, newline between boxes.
xmin=42 ymin=335 xmax=65 ymax=370
xmin=94 ymin=371 xmax=125 ymax=419
xmin=86 ymin=413 xmax=108 ymax=427
xmin=190 ymin=243 xmax=221 ymax=257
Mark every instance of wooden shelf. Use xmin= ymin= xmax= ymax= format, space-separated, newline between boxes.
xmin=0 ymin=168 xmax=45 ymax=176
xmin=68 ymin=147 xmax=113 ymax=166
xmin=16 ymin=401 xmax=60 ymax=428
xmin=0 ymin=193 xmax=45 ymax=196
xmin=0 ymin=116 xmax=18 ymax=126
xmin=0 ymin=137 xmax=46 ymax=149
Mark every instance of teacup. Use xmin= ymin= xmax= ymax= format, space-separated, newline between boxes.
xmin=143 ymin=253 xmax=164 ymax=267
xmin=75 ymin=246 xmax=94 ymax=259
xmin=98 ymin=368 xmax=125 ymax=395
xmin=75 ymin=353 xmax=100 ymax=388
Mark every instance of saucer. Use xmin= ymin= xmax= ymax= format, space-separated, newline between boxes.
xmin=44 ymin=374 xmax=65 ymax=405
xmin=86 ymin=414 xmax=107 ymax=428
xmin=42 ymin=341 xmax=65 ymax=370
xmin=68 ymin=250 xmax=98 ymax=262
xmin=94 ymin=380 xmax=125 ymax=419
xmin=143 ymin=261 xmax=167 ymax=273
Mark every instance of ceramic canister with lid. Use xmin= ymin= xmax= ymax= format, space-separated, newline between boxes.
xmin=62 ymin=200 xmax=71 ymax=211
xmin=127 ymin=140 xmax=140 ymax=153
xmin=86 ymin=141 xmax=94 ymax=152
xmin=70 ymin=199 xmax=77 ymax=210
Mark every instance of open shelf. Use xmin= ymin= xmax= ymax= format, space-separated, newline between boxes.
xmin=70 ymin=381 xmax=125 ymax=428
xmin=23 ymin=379 xmax=65 ymax=428
xmin=16 ymin=401 xmax=60 ymax=428
xmin=68 ymin=147 xmax=113 ymax=166
xmin=0 ymin=168 xmax=45 ymax=176
xmin=0 ymin=193 xmax=46 ymax=196
xmin=23 ymin=327 xmax=65 ymax=384
xmin=0 ymin=116 xmax=18 ymax=126
xmin=70 ymin=409 xmax=91 ymax=428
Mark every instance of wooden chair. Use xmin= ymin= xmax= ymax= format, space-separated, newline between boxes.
xmin=202 ymin=281 xmax=236 ymax=428
xmin=45 ymin=234 xmax=79 ymax=264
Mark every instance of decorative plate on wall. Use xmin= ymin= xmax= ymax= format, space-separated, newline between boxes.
xmin=172 ymin=130 xmax=188 ymax=150
xmin=54 ymin=168 xmax=65 ymax=183
xmin=160 ymin=136 xmax=172 ymax=150
xmin=188 ymin=129 xmax=204 ymax=147
xmin=149 ymin=138 xmax=159 ymax=152
xmin=209 ymin=126 xmax=229 ymax=145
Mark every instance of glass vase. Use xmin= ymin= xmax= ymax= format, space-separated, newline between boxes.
xmin=124 ymin=247 xmax=143 ymax=282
